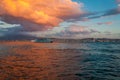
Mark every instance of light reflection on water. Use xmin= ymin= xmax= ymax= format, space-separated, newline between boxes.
xmin=0 ymin=42 xmax=120 ymax=80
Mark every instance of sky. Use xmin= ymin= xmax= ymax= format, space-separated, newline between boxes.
xmin=0 ymin=0 xmax=120 ymax=39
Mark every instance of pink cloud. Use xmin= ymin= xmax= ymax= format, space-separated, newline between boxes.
xmin=116 ymin=0 xmax=120 ymax=2
xmin=97 ymin=22 xmax=113 ymax=25
xmin=68 ymin=25 xmax=89 ymax=33
xmin=60 ymin=25 xmax=100 ymax=37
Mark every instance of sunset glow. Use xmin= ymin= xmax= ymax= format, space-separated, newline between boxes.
xmin=0 ymin=0 xmax=120 ymax=38
xmin=0 ymin=1 xmax=120 ymax=80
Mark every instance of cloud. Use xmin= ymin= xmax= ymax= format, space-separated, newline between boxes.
xmin=82 ymin=0 xmax=120 ymax=20
xmin=64 ymin=25 xmax=100 ymax=34
xmin=103 ymin=9 xmax=120 ymax=16
xmin=0 ymin=0 xmax=84 ymax=31
xmin=86 ymin=8 xmax=120 ymax=20
xmin=104 ymin=31 xmax=112 ymax=35
xmin=52 ymin=25 xmax=100 ymax=38
xmin=24 ymin=24 xmax=100 ymax=38
xmin=97 ymin=22 xmax=113 ymax=25
xmin=67 ymin=7 xmax=120 ymax=22
xmin=0 ymin=25 xmax=22 ymax=36
xmin=65 ymin=3 xmax=120 ymax=22
xmin=116 ymin=0 xmax=120 ymax=2
xmin=0 ymin=15 xmax=50 ymax=31
xmin=0 ymin=20 xmax=21 ymax=28
xmin=0 ymin=20 xmax=23 ymax=36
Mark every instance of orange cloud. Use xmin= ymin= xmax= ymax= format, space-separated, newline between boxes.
xmin=0 ymin=0 xmax=84 ymax=29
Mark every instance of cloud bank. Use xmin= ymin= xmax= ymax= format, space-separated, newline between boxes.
xmin=59 ymin=25 xmax=100 ymax=37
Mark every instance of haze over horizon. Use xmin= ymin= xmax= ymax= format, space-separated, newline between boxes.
xmin=0 ymin=0 xmax=120 ymax=39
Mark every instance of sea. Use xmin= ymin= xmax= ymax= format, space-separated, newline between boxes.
xmin=0 ymin=42 xmax=120 ymax=80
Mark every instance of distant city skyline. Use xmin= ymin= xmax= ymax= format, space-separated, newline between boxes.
xmin=0 ymin=0 xmax=120 ymax=39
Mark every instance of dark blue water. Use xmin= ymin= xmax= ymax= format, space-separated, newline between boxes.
xmin=0 ymin=42 xmax=120 ymax=80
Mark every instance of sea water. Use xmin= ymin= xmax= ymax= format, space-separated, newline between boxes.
xmin=0 ymin=42 xmax=120 ymax=80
